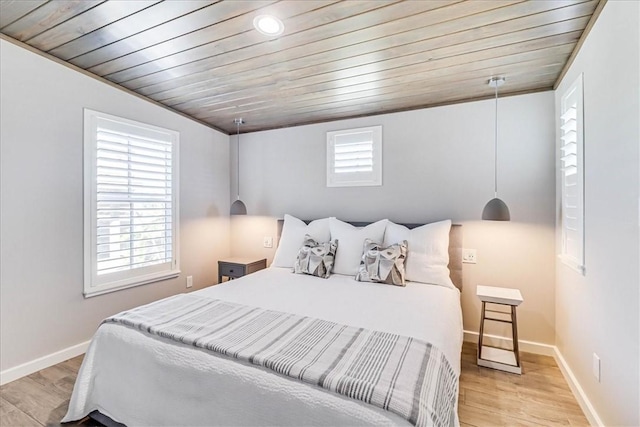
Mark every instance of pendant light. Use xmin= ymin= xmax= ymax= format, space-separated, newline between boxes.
xmin=482 ymin=77 xmax=511 ymax=221
xmin=230 ymin=118 xmax=247 ymax=215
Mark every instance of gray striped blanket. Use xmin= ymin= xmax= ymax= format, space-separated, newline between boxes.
xmin=104 ymin=294 xmax=458 ymax=427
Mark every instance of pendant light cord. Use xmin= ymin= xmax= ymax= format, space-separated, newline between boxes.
xmin=494 ymin=80 xmax=498 ymax=198
xmin=236 ymin=120 xmax=241 ymax=200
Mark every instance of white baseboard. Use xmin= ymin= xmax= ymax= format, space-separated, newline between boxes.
xmin=553 ymin=347 xmax=604 ymax=427
xmin=463 ymin=330 xmax=556 ymax=356
xmin=463 ymin=330 xmax=603 ymax=427
xmin=0 ymin=340 xmax=90 ymax=386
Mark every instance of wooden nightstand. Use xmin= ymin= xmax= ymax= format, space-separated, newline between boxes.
xmin=218 ymin=257 xmax=267 ymax=283
xmin=476 ymin=285 xmax=523 ymax=374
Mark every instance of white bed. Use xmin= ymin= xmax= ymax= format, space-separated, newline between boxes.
xmin=64 ymin=220 xmax=464 ymax=426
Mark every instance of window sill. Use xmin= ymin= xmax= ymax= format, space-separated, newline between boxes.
xmin=84 ymin=269 xmax=181 ymax=298
xmin=558 ymin=255 xmax=585 ymax=276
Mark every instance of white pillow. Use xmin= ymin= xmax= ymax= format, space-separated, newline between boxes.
xmin=383 ymin=220 xmax=451 ymax=285
xmin=272 ymin=215 xmax=332 ymax=268
xmin=330 ymin=218 xmax=388 ymax=276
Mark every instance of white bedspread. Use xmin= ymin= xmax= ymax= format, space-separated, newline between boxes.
xmin=63 ymin=268 xmax=463 ymax=426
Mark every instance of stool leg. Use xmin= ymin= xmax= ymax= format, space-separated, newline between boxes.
xmin=511 ymin=305 xmax=521 ymax=368
xmin=478 ymin=301 xmax=487 ymax=360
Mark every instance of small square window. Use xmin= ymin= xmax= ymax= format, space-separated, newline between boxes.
xmin=326 ymin=125 xmax=382 ymax=187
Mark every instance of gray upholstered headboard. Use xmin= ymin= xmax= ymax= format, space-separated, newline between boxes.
xmin=276 ymin=220 xmax=463 ymax=291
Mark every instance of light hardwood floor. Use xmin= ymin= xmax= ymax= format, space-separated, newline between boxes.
xmin=458 ymin=343 xmax=589 ymax=426
xmin=0 ymin=342 xmax=588 ymax=426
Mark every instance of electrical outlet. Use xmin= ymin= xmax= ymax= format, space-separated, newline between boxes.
xmin=186 ymin=275 xmax=193 ymax=288
xmin=462 ymin=248 xmax=477 ymax=264
xmin=593 ymin=353 xmax=600 ymax=382
xmin=263 ymin=236 xmax=273 ymax=248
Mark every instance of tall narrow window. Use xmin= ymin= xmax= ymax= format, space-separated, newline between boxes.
xmin=327 ymin=125 xmax=382 ymax=187
xmin=84 ymin=109 xmax=180 ymax=297
xmin=559 ymin=74 xmax=585 ymax=274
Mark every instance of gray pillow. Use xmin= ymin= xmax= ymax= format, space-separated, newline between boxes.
xmin=356 ymin=239 xmax=408 ymax=286
xmin=293 ymin=235 xmax=338 ymax=279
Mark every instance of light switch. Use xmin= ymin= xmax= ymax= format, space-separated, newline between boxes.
xmin=593 ymin=353 xmax=600 ymax=382
xmin=263 ymin=236 xmax=273 ymax=248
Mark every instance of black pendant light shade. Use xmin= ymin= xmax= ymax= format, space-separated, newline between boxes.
xmin=483 ymin=77 xmax=511 ymax=222
xmin=231 ymin=118 xmax=246 ymax=216
xmin=482 ymin=197 xmax=511 ymax=221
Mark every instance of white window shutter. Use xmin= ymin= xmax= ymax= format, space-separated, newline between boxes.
xmin=327 ymin=125 xmax=382 ymax=187
xmin=84 ymin=110 xmax=180 ymax=297
xmin=559 ymin=74 xmax=585 ymax=274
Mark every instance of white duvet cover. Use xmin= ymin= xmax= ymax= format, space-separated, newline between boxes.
xmin=63 ymin=268 xmax=463 ymax=426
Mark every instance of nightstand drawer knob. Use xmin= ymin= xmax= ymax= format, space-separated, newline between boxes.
xmin=229 ymin=269 xmax=234 ymax=273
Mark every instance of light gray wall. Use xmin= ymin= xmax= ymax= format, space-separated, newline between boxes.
xmin=554 ymin=1 xmax=640 ymax=425
xmin=0 ymin=39 xmax=231 ymax=371
xmin=231 ymin=91 xmax=557 ymax=345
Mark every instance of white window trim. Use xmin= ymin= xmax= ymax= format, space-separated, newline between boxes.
xmin=327 ymin=125 xmax=382 ymax=187
xmin=83 ymin=109 xmax=180 ymax=297
xmin=559 ymin=74 xmax=585 ymax=275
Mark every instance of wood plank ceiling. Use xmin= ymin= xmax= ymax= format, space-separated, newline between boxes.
xmin=0 ymin=0 xmax=602 ymax=134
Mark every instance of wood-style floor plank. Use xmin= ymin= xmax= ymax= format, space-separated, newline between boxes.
xmin=61 ymin=354 xmax=84 ymax=372
xmin=0 ymin=376 xmax=67 ymax=425
xmin=459 ymin=343 xmax=589 ymax=427
xmin=0 ymin=345 xmax=588 ymax=426
xmin=0 ymin=396 xmax=41 ymax=427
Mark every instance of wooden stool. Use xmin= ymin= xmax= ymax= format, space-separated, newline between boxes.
xmin=476 ymin=285 xmax=523 ymax=374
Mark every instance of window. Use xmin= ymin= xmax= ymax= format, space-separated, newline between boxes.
xmin=327 ymin=125 xmax=382 ymax=187
xmin=84 ymin=109 xmax=180 ymax=297
xmin=559 ymin=74 xmax=585 ymax=274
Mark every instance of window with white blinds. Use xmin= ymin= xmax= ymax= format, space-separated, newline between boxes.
xmin=84 ymin=109 xmax=180 ymax=297
xmin=326 ymin=125 xmax=382 ymax=187
xmin=559 ymin=74 xmax=585 ymax=274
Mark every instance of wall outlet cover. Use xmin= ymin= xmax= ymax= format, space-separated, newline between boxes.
xmin=462 ymin=248 xmax=477 ymax=264
xmin=186 ymin=275 xmax=193 ymax=288
xmin=263 ymin=236 xmax=273 ymax=248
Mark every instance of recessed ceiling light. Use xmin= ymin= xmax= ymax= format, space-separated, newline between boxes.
xmin=253 ymin=15 xmax=284 ymax=36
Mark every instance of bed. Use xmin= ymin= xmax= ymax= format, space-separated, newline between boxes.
xmin=63 ymin=218 xmax=464 ymax=426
